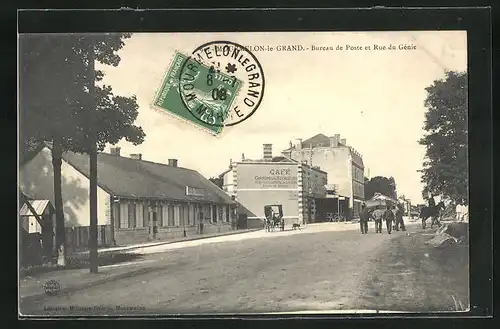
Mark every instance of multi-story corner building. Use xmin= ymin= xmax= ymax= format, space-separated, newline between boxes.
xmin=281 ymin=133 xmax=365 ymax=218
xmin=220 ymin=144 xmax=327 ymax=227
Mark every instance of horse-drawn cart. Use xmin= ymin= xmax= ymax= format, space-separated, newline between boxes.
xmin=264 ymin=204 xmax=285 ymax=232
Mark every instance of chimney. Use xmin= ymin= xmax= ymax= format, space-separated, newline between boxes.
xmin=263 ymin=144 xmax=273 ymax=162
xmin=130 ymin=153 xmax=142 ymax=160
xmin=295 ymin=138 xmax=302 ymax=150
xmin=110 ymin=147 xmax=121 ymax=156
xmin=168 ymin=159 xmax=178 ymax=167
xmin=329 ymin=136 xmax=339 ymax=147
xmin=241 ymin=153 xmax=245 ymax=161
xmin=340 ymin=138 xmax=346 ymax=145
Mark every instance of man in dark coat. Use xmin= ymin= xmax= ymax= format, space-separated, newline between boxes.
xmin=394 ymin=203 xmax=406 ymax=231
xmin=359 ymin=203 xmax=369 ymax=234
xmin=383 ymin=205 xmax=395 ymax=234
xmin=428 ymin=194 xmax=436 ymax=208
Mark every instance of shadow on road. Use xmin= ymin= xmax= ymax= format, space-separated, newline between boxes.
xmin=20 ymin=253 xmax=147 ymax=278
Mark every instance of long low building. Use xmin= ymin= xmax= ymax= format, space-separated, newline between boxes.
xmin=19 ymin=144 xmax=236 ymax=249
xmin=221 ymin=144 xmax=328 ymax=228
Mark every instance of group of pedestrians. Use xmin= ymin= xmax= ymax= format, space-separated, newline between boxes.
xmin=359 ymin=203 xmax=406 ymax=235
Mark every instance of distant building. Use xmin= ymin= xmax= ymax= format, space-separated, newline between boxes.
xmin=282 ymin=133 xmax=365 ymax=218
xmin=220 ymin=144 xmax=327 ymax=227
xmin=19 ymin=144 xmax=236 ymax=248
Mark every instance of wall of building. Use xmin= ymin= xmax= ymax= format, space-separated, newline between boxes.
xmin=19 ymin=147 xmax=110 ymax=227
xmin=232 ymin=162 xmax=301 ymax=227
xmin=300 ymin=165 xmax=328 ymax=222
xmin=284 ymin=146 xmax=352 ymax=203
xmin=111 ymin=199 xmax=234 ymax=246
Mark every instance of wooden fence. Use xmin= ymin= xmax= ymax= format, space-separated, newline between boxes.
xmin=65 ymin=225 xmax=113 ymax=250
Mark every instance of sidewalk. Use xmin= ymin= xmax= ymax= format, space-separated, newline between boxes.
xmin=20 ymin=228 xmax=261 ymax=302
xmin=72 ymin=227 xmax=262 ymax=256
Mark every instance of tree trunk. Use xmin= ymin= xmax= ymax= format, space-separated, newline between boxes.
xmin=89 ymin=147 xmax=98 ymax=273
xmin=52 ymin=138 xmax=66 ymax=266
xmin=88 ymin=39 xmax=99 ymax=274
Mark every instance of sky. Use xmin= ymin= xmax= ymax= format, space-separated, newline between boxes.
xmin=97 ymin=31 xmax=467 ymax=204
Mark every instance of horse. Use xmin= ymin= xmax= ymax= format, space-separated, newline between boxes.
xmin=420 ymin=201 xmax=445 ymax=229
xmin=265 ymin=217 xmax=275 ymax=232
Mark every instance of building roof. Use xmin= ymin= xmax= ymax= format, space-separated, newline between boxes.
xmin=19 ymin=200 xmax=54 ymax=217
xmin=26 ymin=145 xmax=235 ymax=205
xmin=282 ymin=133 xmax=364 ymax=168
xmin=302 ymin=133 xmax=333 ymax=148
xmin=62 ymin=150 xmax=235 ymax=205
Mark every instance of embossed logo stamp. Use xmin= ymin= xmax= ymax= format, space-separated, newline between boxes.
xmin=43 ymin=280 xmax=61 ymax=296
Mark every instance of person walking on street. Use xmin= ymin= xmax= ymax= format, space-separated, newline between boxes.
xmin=384 ymin=205 xmax=395 ymax=234
xmin=395 ymin=204 xmax=406 ymax=231
xmin=359 ymin=203 xmax=369 ymax=234
xmin=371 ymin=206 xmax=385 ymax=233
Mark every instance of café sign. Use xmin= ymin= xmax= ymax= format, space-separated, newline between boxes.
xmin=237 ymin=164 xmax=298 ymax=189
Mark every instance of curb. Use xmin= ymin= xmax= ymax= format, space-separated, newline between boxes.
xmin=73 ymin=228 xmax=263 ymax=256
xmin=20 ymin=264 xmax=168 ymax=303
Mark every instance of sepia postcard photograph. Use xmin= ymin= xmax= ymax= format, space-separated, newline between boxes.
xmin=18 ymin=29 xmax=472 ymax=316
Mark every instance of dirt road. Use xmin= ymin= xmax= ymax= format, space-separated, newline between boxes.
xmin=21 ymin=222 xmax=468 ymax=315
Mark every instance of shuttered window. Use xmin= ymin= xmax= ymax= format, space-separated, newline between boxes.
xmin=113 ymin=202 xmax=120 ymax=230
xmin=189 ymin=204 xmax=195 ymax=225
xmin=136 ymin=204 xmax=143 ymax=228
xmin=159 ymin=205 xmax=167 ymax=227
xmin=156 ymin=205 xmax=163 ymax=226
xmin=119 ymin=203 xmax=129 ymax=229
xmin=174 ymin=205 xmax=181 ymax=226
xmin=167 ymin=205 xmax=174 ymax=226
xmin=143 ymin=203 xmax=149 ymax=228
xmin=128 ymin=203 xmax=136 ymax=228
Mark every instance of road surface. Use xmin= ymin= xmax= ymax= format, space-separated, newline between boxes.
xmin=20 ymin=221 xmax=469 ymax=315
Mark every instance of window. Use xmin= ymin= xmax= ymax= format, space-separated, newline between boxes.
xmin=174 ymin=205 xmax=181 ymax=226
xmin=218 ymin=206 xmax=223 ymax=222
xmin=225 ymin=206 xmax=230 ymax=222
xmin=212 ymin=205 xmax=218 ymax=223
xmin=183 ymin=204 xmax=190 ymax=226
xmin=128 ymin=203 xmax=136 ymax=228
xmin=157 ymin=205 xmax=163 ymax=226
xmin=179 ymin=205 xmax=184 ymax=226
xmin=189 ymin=204 xmax=195 ymax=225
xmin=143 ymin=203 xmax=149 ymax=228
xmin=113 ymin=202 xmax=120 ymax=229
xmin=136 ymin=204 xmax=143 ymax=228
xmin=119 ymin=203 xmax=129 ymax=229
xmin=168 ymin=205 xmax=175 ymax=226
xmin=161 ymin=204 xmax=168 ymax=226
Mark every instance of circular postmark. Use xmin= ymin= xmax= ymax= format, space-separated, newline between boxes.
xmin=178 ymin=40 xmax=265 ymax=128
xmin=43 ymin=280 xmax=61 ymax=296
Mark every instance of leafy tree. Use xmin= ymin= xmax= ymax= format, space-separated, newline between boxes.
xmin=364 ymin=176 xmax=397 ymax=200
xmin=418 ymin=71 xmax=468 ymax=203
xmin=19 ymin=34 xmax=145 ymax=270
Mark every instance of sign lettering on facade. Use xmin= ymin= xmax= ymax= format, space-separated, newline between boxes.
xmin=186 ymin=186 xmax=205 ymax=197
xmin=237 ymin=164 xmax=298 ymax=189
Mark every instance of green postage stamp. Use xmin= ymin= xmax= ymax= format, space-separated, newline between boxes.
xmin=152 ymin=52 xmax=243 ymax=135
